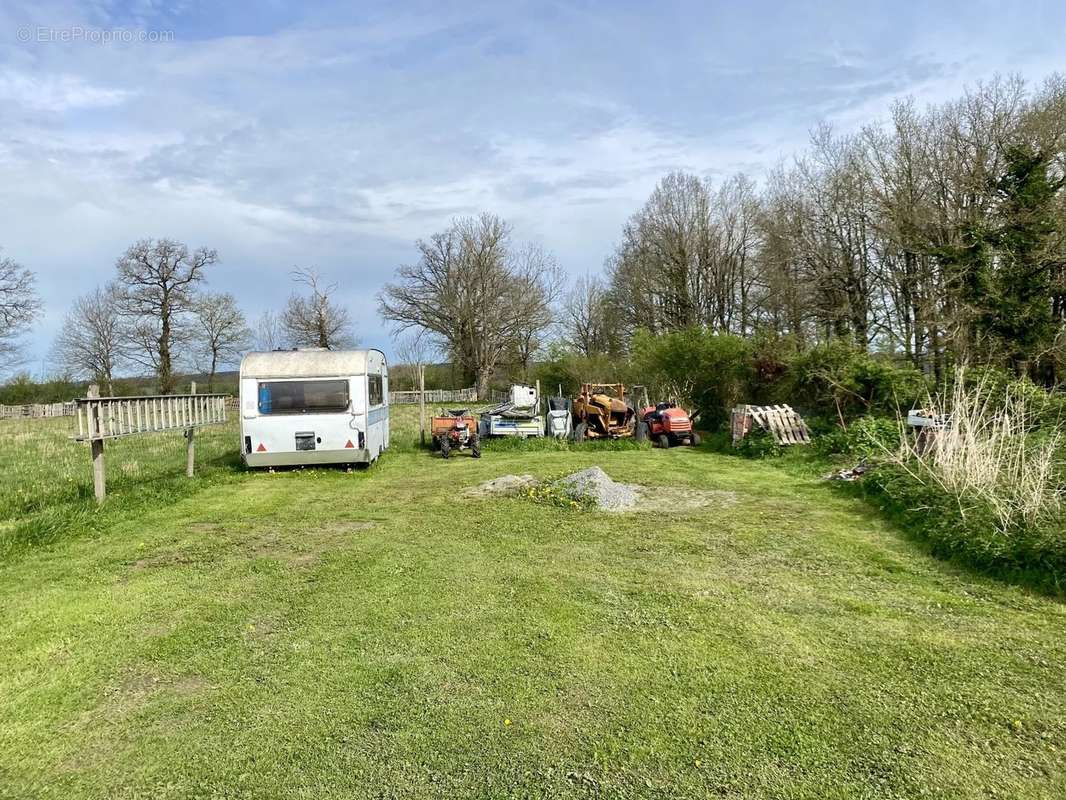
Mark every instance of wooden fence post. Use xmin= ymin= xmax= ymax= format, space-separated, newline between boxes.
xmin=87 ymin=384 xmax=106 ymax=503
xmin=418 ymin=365 xmax=426 ymax=446
xmin=186 ymin=382 xmax=196 ymax=477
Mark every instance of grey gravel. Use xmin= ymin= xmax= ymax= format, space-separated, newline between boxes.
xmin=553 ymin=466 xmax=639 ymax=512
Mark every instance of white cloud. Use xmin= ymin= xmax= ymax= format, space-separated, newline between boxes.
xmin=0 ymin=0 xmax=1064 ymax=371
xmin=0 ymin=70 xmax=132 ymax=111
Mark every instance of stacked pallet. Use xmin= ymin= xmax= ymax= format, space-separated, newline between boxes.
xmin=732 ymin=404 xmax=811 ymax=446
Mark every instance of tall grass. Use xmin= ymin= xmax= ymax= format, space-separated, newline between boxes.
xmin=859 ymin=373 xmax=1065 ymax=586
xmin=893 ymin=375 xmax=1063 ymax=531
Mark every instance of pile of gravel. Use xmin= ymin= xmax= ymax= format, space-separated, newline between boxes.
xmin=553 ymin=466 xmax=639 ymax=512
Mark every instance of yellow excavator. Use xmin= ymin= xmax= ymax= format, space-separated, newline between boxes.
xmin=571 ymin=383 xmax=638 ymax=441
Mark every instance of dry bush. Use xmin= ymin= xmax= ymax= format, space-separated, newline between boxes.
xmin=892 ymin=373 xmax=1063 ymax=531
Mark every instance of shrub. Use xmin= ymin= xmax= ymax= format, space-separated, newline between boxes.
xmin=736 ymin=427 xmax=782 ymax=459
xmin=748 ymin=330 xmax=801 ymax=403
xmin=533 ymin=344 xmax=634 ymax=400
xmin=901 ymin=376 xmax=1062 ymax=529
xmin=816 ymin=415 xmax=902 ymax=459
xmin=948 ymin=365 xmax=1066 ymax=429
xmin=630 ymin=327 xmax=752 ymax=430
xmin=785 ymin=342 xmax=928 ymax=422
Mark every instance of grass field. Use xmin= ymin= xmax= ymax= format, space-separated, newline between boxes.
xmin=1 ymin=407 xmax=1064 ymax=798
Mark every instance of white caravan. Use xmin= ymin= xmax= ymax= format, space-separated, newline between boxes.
xmin=239 ymin=349 xmax=389 ymax=468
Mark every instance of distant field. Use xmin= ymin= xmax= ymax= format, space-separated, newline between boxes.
xmin=2 ymin=406 xmax=1065 ymax=798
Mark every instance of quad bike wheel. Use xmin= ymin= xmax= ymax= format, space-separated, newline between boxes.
xmin=471 ymin=436 xmax=482 ymax=458
xmin=657 ymin=433 xmax=670 ymax=449
xmin=634 ymin=421 xmax=649 ymax=442
xmin=440 ymin=437 xmax=451 ymax=459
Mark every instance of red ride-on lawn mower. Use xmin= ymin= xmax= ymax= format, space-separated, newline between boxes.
xmin=638 ymin=401 xmax=701 ymax=448
xmin=431 ymin=409 xmax=481 ymax=458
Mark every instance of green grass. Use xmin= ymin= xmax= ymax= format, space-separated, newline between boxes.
xmin=0 ymin=415 xmax=238 ymax=521
xmin=1 ymin=408 xmax=1065 ymax=798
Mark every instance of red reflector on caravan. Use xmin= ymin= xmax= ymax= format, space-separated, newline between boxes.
xmin=344 ymin=439 xmax=355 ymax=448
xmin=256 ymin=443 xmax=267 ymax=452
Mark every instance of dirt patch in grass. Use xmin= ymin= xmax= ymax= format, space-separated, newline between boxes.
xmin=244 ymin=616 xmax=281 ymax=643
xmin=245 ymin=521 xmax=376 ymax=566
xmin=100 ymin=669 xmax=209 ymax=720
xmin=470 ymin=468 xmax=737 ymax=514
xmin=187 ymin=522 xmax=222 ymax=534
xmin=465 ymin=474 xmax=538 ymax=497
xmin=141 ymin=621 xmax=173 ymax=639
xmin=320 ymin=521 xmax=376 ymax=535
xmin=129 ymin=551 xmax=205 ymax=571
xmin=634 ymin=486 xmax=738 ymax=513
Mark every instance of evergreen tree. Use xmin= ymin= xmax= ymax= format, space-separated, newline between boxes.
xmin=986 ymin=145 xmax=1063 ymax=375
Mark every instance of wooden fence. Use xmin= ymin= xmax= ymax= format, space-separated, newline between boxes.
xmin=390 ymin=387 xmax=478 ymax=404
xmin=73 ymin=394 xmax=228 ymax=441
xmin=71 ymin=386 xmax=229 ymax=502
xmin=0 ymin=402 xmax=77 ymax=419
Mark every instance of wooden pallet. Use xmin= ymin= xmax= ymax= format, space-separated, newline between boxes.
xmin=732 ymin=404 xmax=811 ymax=446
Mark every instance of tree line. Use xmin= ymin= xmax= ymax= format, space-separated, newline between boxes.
xmin=3 ymin=74 xmax=1063 ymax=398
xmin=584 ymin=75 xmax=1066 ymax=383
xmin=0 ymin=239 xmax=357 ymax=395
xmin=377 ymin=77 xmax=1065 ymax=394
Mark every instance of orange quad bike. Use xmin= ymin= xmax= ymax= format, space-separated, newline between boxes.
xmin=430 ymin=409 xmax=481 ymax=458
xmin=638 ymin=401 xmax=701 ymax=448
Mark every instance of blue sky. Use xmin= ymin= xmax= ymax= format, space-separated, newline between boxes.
xmin=2 ymin=0 xmax=1065 ymax=373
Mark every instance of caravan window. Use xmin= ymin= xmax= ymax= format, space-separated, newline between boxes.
xmin=258 ymin=380 xmax=349 ymax=415
xmin=368 ymin=374 xmax=384 ymax=406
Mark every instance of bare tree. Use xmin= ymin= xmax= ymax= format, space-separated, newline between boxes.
xmin=564 ymin=275 xmax=615 ymax=356
xmin=608 ymin=171 xmax=760 ymax=337
xmin=378 ymin=213 xmax=558 ymax=399
xmin=395 ymin=329 xmax=432 ymax=365
xmin=0 ymin=253 xmax=41 ymax=372
xmin=281 ymin=267 xmax=355 ymax=350
xmin=391 ymin=330 xmax=434 ymax=391
xmin=506 ymin=243 xmax=562 ymax=379
xmin=50 ymin=286 xmax=126 ymax=394
xmin=254 ymin=310 xmax=286 ymax=351
xmin=193 ymin=292 xmax=252 ymax=391
xmin=113 ymin=238 xmax=218 ymax=394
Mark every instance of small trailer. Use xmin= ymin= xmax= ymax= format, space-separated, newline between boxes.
xmin=239 ymin=348 xmax=389 ymax=468
xmin=479 ymin=384 xmax=545 ymax=438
